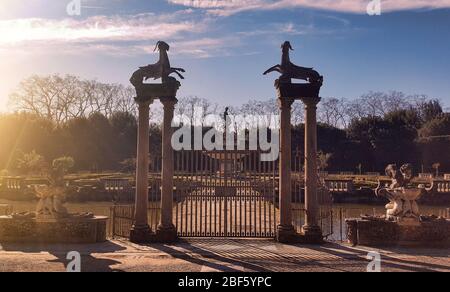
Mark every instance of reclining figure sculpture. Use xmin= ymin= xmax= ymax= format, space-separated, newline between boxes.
xmin=264 ymin=41 xmax=323 ymax=85
xmin=130 ymin=41 xmax=185 ymax=87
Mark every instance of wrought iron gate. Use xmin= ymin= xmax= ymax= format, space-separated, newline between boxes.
xmin=109 ymin=178 xmax=161 ymax=239
xmin=110 ymin=205 xmax=134 ymax=238
xmin=110 ymin=148 xmax=334 ymax=240
xmin=173 ymin=150 xmax=278 ymax=238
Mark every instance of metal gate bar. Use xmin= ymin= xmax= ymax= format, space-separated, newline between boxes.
xmin=174 ymin=149 xmax=278 ymax=238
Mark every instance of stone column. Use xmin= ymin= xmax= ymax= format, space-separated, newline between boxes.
xmin=277 ymin=97 xmax=295 ymax=242
xmin=157 ymin=97 xmax=178 ymax=242
xmin=130 ymin=100 xmax=152 ymax=243
xmin=302 ymin=97 xmax=322 ymax=242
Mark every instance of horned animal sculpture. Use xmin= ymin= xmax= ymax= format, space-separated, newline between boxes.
xmin=130 ymin=41 xmax=185 ymax=86
xmin=264 ymin=41 xmax=323 ymax=85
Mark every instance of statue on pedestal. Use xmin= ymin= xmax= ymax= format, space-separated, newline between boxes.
xmin=376 ymin=164 xmax=433 ymax=222
xmin=264 ymin=41 xmax=323 ymax=85
xmin=130 ymin=41 xmax=185 ymax=87
xmin=34 ymin=165 xmax=68 ymax=219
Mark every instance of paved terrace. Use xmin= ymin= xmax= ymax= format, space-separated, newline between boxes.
xmin=0 ymin=239 xmax=448 ymax=272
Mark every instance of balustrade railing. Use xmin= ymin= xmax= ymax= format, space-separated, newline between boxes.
xmin=324 ymin=179 xmax=355 ymax=193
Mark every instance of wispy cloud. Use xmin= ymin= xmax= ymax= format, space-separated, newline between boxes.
xmin=168 ymin=0 xmax=450 ymax=16
xmin=0 ymin=10 xmax=208 ymax=55
xmin=0 ymin=7 xmax=291 ymax=59
xmin=171 ymin=36 xmax=242 ymax=58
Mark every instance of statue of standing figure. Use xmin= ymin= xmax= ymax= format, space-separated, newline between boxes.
xmin=223 ymin=107 xmax=231 ymax=133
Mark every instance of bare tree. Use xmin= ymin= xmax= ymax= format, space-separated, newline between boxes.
xmin=318 ymin=97 xmax=349 ymax=128
xmin=291 ymin=101 xmax=304 ymax=125
xmin=9 ymin=75 xmax=137 ymax=125
xmin=10 ymin=75 xmax=62 ymax=122
xmin=175 ymin=96 xmax=219 ymax=126
xmin=112 ymin=85 xmax=136 ymax=116
xmin=346 ymin=91 xmax=412 ymax=121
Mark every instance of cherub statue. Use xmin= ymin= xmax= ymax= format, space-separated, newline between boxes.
xmin=385 ymin=163 xmax=413 ymax=189
xmin=34 ymin=164 xmax=68 ymax=219
xmin=376 ymin=164 xmax=431 ymax=221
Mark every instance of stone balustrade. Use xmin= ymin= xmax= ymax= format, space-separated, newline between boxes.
xmin=102 ymin=178 xmax=132 ymax=192
xmin=444 ymin=174 xmax=450 ymax=181
xmin=365 ymin=172 xmax=381 ymax=177
xmin=339 ymin=171 xmax=354 ymax=176
xmin=434 ymin=180 xmax=450 ymax=193
xmin=324 ymin=179 xmax=355 ymax=193
xmin=1 ymin=177 xmax=26 ymax=191
xmin=318 ymin=171 xmax=329 ymax=178
xmin=419 ymin=173 xmax=434 ymax=180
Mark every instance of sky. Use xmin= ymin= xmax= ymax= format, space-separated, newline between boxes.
xmin=0 ymin=0 xmax=450 ymax=111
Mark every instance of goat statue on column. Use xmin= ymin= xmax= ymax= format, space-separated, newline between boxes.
xmin=130 ymin=41 xmax=185 ymax=87
xmin=264 ymin=41 xmax=323 ymax=85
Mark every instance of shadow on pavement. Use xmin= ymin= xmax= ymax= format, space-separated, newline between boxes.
xmin=307 ymin=242 xmax=449 ymax=272
xmin=146 ymin=239 xmax=272 ymax=272
xmin=0 ymin=240 xmax=125 ymax=272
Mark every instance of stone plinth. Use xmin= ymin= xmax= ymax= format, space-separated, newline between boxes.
xmin=346 ymin=219 xmax=450 ymax=248
xmin=134 ymin=82 xmax=181 ymax=103
xmin=156 ymin=226 xmax=178 ymax=243
xmin=276 ymin=82 xmax=321 ymax=100
xmin=0 ymin=216 xmax=108 ymax=244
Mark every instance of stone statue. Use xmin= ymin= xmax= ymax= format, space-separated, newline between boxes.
xmin=224 ymin=107 xmax=230 ymax=122
xmin=223 ymin=107 xmax=230 ymax=131
xmin=130 ymin=41 xmax=185 ymax=87
xmin=34 ymin=165 xmax=68 ymax=219
xmin=376 ymin=164 xmax=433 ymax=221
xmin=263 ymin=41 xmax=323 ymax=85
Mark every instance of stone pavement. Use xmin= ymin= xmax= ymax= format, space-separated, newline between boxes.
xmin=0 ymin=239 xmax=448 ymax=272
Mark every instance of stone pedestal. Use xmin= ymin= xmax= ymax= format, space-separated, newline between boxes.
xmin=130 ymin=81 xmax=180 ymax=244
xmin=130 ymin=100 xmax=152 ymax=243
xmin=0 ymin=216 xmax=108 ymax=244
xmin=157 ymin=97 xmax=178 ymax=242
xmin=346 ymin=218 xmax=450 ymax=248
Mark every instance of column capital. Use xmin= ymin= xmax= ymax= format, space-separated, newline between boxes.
xmin=136 ymin=99 xmax=154 ymax=107
xmin=277 ymin=97 xmax=295 ymax=109
xmin=301 ymin=96 xmax=321 ymax=108
xmin=160 ymin=96 xmax=178 ymax=108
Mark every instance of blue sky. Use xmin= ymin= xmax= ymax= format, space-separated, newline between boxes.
xmin=1 ymin=0 xmax=450 ymax=111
